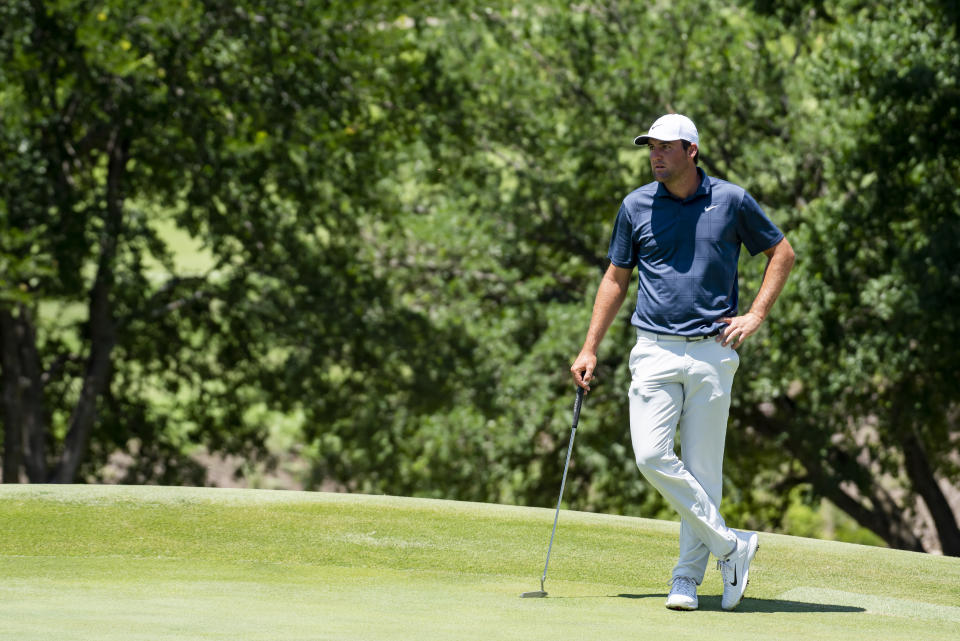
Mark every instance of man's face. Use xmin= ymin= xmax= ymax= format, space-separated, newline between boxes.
xmin=647 ymin=139 xmax=696 ymax=183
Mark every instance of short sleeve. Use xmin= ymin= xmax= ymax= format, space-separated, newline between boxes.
xmin=606 ymin=202 xmax=638 ymax=268
xmin=737 ymin=192 xmax=785 ymax=256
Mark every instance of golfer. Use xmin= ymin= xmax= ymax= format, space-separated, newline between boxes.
xmin=570 ymin=114 xmax=795 ymax=611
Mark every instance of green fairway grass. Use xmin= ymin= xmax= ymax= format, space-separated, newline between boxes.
xmin=1 ymin=485 xmax=958 ymax=640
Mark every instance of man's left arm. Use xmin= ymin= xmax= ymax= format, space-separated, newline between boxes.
xmin=718 ymin=237 xmax=796 ymax=349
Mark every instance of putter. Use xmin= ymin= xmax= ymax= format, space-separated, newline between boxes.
xmin=521 ymin=385 xmax=585 ymax=598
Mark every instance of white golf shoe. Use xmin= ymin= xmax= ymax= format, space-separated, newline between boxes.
xmin=665 ymin=576 xmax=698 ymax=611
xmin=718 ymin=530 xmax=759 ymax=611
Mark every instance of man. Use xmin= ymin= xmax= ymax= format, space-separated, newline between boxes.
xmin=570 ymin=114 xmax=795 ymax=611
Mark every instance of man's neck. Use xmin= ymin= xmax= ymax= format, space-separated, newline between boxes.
xmin=662 ymin=167 xmax=701 ymax=200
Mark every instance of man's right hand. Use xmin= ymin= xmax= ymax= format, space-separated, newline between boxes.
xmin=570 ymin=351 xmax=597 ymax=392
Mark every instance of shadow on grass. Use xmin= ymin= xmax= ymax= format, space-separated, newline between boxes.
xmin=614 ymin=594 xmax=865 ymax=613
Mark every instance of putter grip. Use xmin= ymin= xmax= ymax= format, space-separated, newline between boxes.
xmin=572 ymin=386 xmax=584 ymax=427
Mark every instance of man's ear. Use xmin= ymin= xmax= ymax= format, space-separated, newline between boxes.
xmin=688 ymin=143 xmax=699 ymax=161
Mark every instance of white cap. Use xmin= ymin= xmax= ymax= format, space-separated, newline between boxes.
xmin=634 ymin=114 xmax=699 ymax=146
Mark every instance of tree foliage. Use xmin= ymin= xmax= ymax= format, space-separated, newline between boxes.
xmin=730 ymin=0 xmax=960 ymax=555
xmin=1 ymin=0 xmax=957 ymax=555
xmin=0 ymin=0 xmax=472 ymax=483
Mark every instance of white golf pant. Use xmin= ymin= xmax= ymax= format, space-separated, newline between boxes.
xmin=628 ymin=330 xmax=739 ymax=584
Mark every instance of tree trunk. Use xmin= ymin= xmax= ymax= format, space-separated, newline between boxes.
xmin=1 ymin=306 xmax=49 ymax=482
xmin=52 ymin=131 xmax=126 ymax=483
xmin=1 ymin=308 xmax=24 ymax=483
xmin=16 ymin=308 xmax=48 ymax=481
xmin=901 ymin=430 xmax=960 ymax=556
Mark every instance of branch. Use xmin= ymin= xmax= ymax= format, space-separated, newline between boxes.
xmin=900 ymin=426 xmax=960 ymax=556
xmin=746 ymin=398 xmax=926 ymax=552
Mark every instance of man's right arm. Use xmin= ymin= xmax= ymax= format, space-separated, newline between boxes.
xmin=570 ymin=264 xmax=633 ymax=391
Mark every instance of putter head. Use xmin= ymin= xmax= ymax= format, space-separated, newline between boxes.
xmin=520 ymin=578 xmax=548 ymax=598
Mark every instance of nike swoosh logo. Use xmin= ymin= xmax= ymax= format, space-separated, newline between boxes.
xmin=705 ymin=205 xmax=719 ymax=212
xmin=730 ymin=566 xmax=738 ymax=586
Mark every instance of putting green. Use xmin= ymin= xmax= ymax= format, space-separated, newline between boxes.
xmin=1 ymin=485 xmax=958 ymax=640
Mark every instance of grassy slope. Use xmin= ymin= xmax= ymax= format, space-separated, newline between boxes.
xmin=1 ymin=485 xmax=958 ymax=641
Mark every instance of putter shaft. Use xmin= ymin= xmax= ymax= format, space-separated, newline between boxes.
xmin=540 ymin=424 xmax=577 ymax=586
xmin=522 ymin=387 xmax=584 ymax=599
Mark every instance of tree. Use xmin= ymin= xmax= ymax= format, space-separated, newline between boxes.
xmin=729 ymin=0 xmax=960 ymax=554
xmin=4 ymin=0 xmax=956 ymax=556
xmin=0 ymin=0 xmax=469 ymax=483
xmin=325 ymin=0 xmax=960 ymax=555
xmin=320 ymin=1 xmax=809 ymax=516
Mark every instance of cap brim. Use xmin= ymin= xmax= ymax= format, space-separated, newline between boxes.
xmin=635 ymin=135 xmax=698 ymax=146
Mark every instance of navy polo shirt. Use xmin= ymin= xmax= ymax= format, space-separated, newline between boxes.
xmin=607 ymin=168 xmax=784 ymax=337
